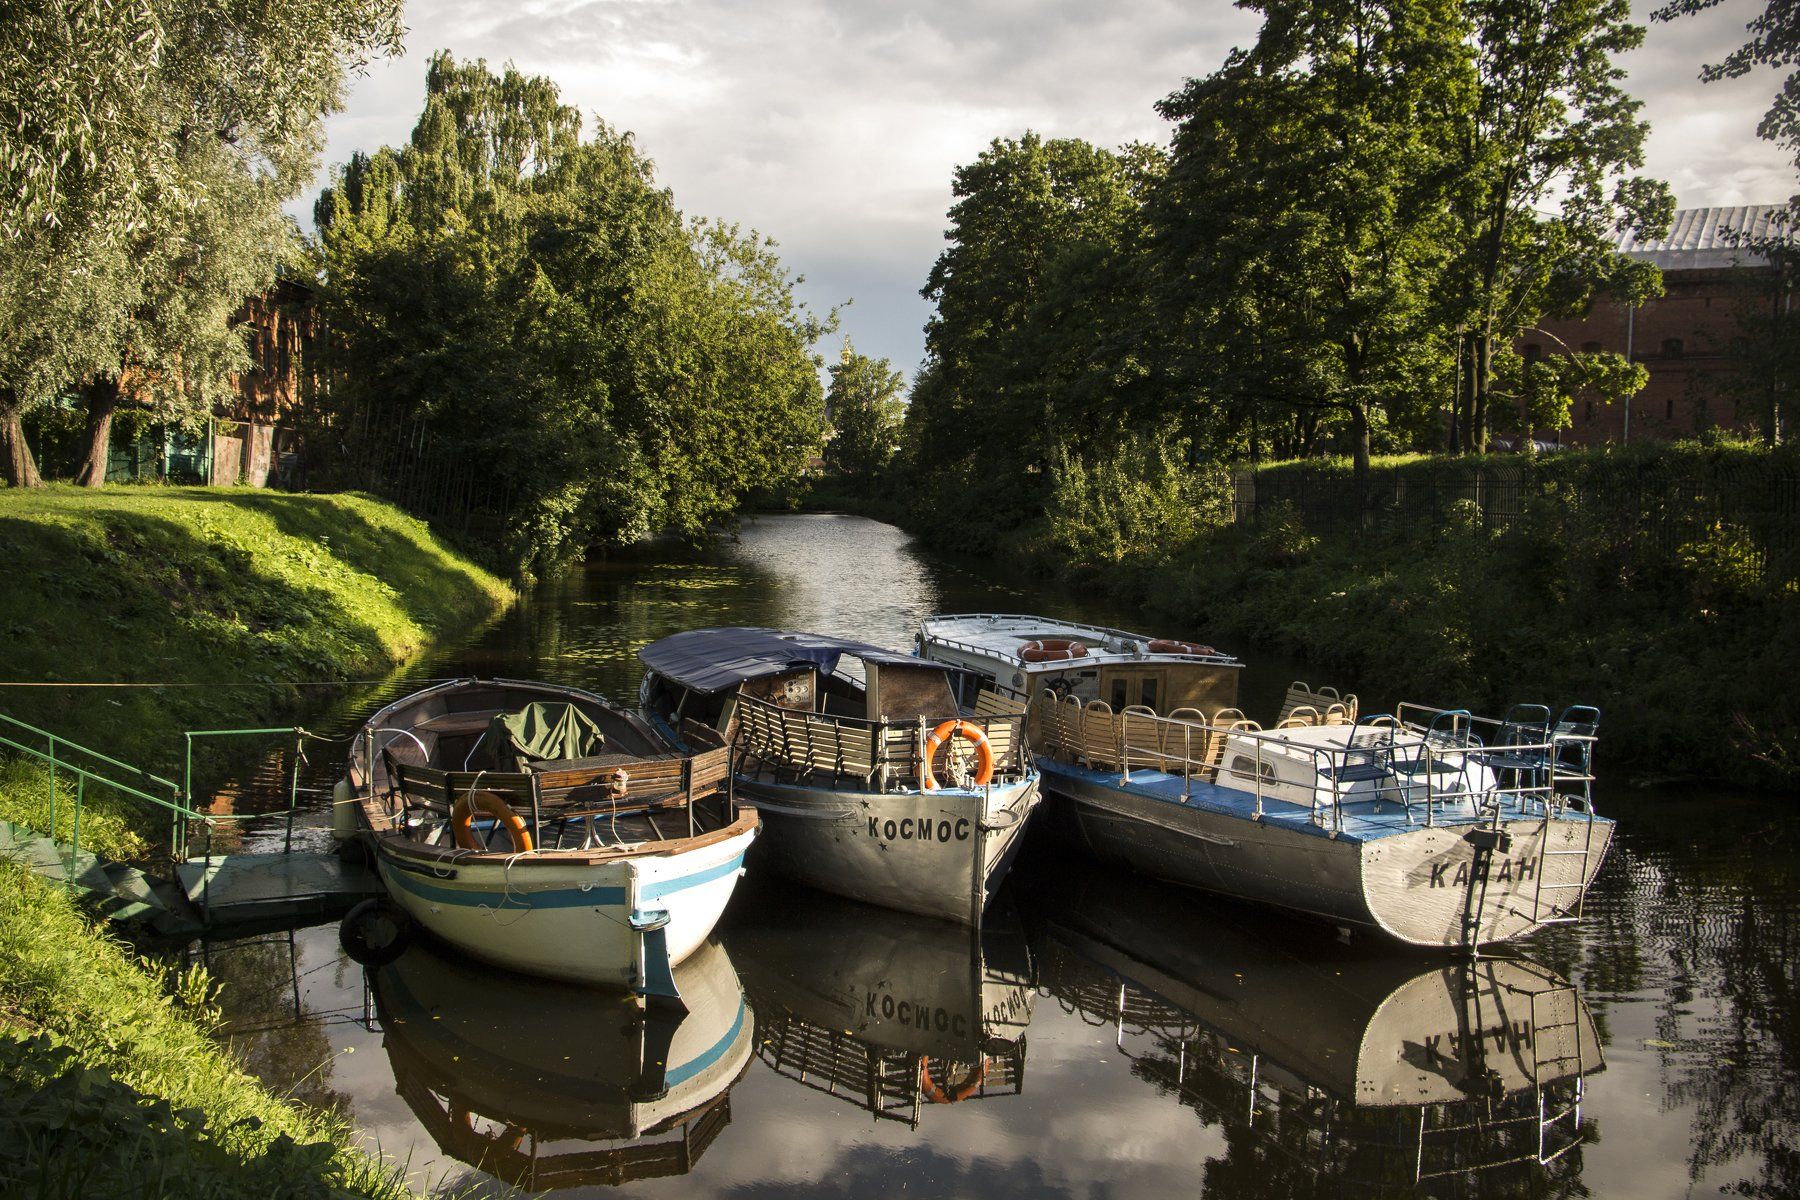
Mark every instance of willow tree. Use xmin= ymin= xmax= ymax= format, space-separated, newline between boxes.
xmin=0 ymin=0 xmax=403 ymax=487
xmin=316 ymin=55 xmax=828 ymax=573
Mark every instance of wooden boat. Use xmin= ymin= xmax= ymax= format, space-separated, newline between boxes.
xmin=638 ymin=628 xmax=1041 ymax=926
xmin=344 ymin=678 xmax=757 ymax=1001
xmin=372 ymin=935 xmax=751 ymax=1191
xmin=1032 ymin=858 xmax=1604 ymax=1186
xmin=723 ymin=874 xmax=1033 ymax=1127
xmin=918 ymin=614 xmax=1614 ymax=948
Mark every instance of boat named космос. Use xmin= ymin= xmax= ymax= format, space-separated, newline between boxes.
xmin=638 ymin=627 xmax=1041 ymax=926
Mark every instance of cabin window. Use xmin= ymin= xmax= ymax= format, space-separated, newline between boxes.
xmin=1229 ymin=755 xmax=1277 ymax=783
xmin=1140 ymin=677 xmax=1158 ymax=711
xmin=1111 ymin=679 xmax=1128 ymax=710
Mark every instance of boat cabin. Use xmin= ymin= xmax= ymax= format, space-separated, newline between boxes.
xmin=918 ymin=613 xmax=1244 ymax=715
xmin=639 ymin=627 xmax=1032 ymax=793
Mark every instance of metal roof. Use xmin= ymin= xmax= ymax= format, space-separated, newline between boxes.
xmin=1615 ymin=205 xmax=1787 ymax=270
xmin=638 ymin=627 xmax=944 ymax=694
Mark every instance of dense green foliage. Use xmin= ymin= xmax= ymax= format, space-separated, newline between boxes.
xmin=1060 ymin=442 xmax=1798 ymax=791
xmin=900 ymin=0 xmax=1675 ymax=542
xmin=315 ymin=55 xmax=829 ymax=575
xmin=0 ymin=0 xmax=404 ymax=487
xmin=823 ymin=345 xmax=906 ymax=481
xmin=0 ymin=864 xmax=422 ymax=1198
xmin=0 ymin=487 xmax=510 ymax=780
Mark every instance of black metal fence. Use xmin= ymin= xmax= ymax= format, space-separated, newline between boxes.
xmin=303 ymin=402 xmax=513 ymax=541
xmin=1232 ymin=455 xmax=1800 ymax=579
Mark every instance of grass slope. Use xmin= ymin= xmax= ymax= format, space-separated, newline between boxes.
xmin=0 ymin=864 xmax=421 ymax=1198
xmin=0 ymin=486 xmax=511 ymax=780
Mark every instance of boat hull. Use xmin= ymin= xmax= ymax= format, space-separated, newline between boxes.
xmin=1043 ymin=763 xmax=1613 ymax=947
xmin=739 ymin=776 xmax=1039 ymax=925
xmin=374 ymin=824 xmax=755 ymax=988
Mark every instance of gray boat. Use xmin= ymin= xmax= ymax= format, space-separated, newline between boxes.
xmin=919 ymin=613 xmax=1614 ymax=948
xmin=639 ymin=628 xmax=1041 ymax=926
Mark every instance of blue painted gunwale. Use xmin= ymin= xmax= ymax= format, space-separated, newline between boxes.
xmin=379 ymin=849 xmax=747 ymax=910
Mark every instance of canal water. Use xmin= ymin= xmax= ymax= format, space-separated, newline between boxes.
xmin=201 ymin=514 xmax=1796 ymax=1199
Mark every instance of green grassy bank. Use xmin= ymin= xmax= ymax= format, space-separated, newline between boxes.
xmin=0 ymin=486 xmax=512 ymax=775
xmin=0 ymin=485 xmax=509 ymax=1198
xmin=0 ymin=863 xmax=421 ymax=1199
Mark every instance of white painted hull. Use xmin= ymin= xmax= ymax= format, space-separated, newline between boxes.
xmin=375 ymin=825 xmax=755 ymax=988
xmin=741 ymin=777 xmax=1039 ymax=925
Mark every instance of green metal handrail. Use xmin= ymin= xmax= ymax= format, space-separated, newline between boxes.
xmin=1 ymin=713 xmax=323 ymax=912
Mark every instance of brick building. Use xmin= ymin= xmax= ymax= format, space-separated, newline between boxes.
xmin=1524 ymin=205 xmax=1788 ymax=445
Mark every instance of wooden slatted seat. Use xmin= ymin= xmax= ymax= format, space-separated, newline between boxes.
xmin=1082 ymin=700 xmax=1119 ymax=768
xmin=1280 ymin=682 xmax=1359 ymax=724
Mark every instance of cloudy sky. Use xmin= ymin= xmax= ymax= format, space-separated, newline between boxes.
xmin=303 ymin=0 xmax=1794 ymax=381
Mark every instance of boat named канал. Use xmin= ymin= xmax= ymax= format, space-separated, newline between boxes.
xmin=343 ymin=678 xmax=757 ymax=1003
xmin=918 ymin=614 xmax=1614 ymax=949
xmin=638 ymin=627 xmax=1041 ymax=926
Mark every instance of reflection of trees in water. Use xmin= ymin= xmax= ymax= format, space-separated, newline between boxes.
xmin=1578 ymin=809 xmax=1797 ymax=1200
xmin=200 ymin=933 xmax=353 ymax=1120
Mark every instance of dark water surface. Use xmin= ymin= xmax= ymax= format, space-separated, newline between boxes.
xmin=202 ymin=514 xmax=1797 ymax=1199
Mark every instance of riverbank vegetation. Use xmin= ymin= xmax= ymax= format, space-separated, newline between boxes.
xmin=0 ymin=863 xmax=420 ymax=1198
xmin=311 ymin=56 xmax=830 ymax=577
xmin=0 ymin=487 xmax=510 ymax=785
xmin=1030 ymin=441 xmax=1798 ymax=791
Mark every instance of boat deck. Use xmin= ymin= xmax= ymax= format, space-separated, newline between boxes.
xmin=1042 ymin=760 xmax=1510 ymax=844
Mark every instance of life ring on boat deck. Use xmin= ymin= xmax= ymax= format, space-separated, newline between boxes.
xmin=919 ymin=1056 xmax=987 ymax=1104
xmin=921 ymin=720 xmax=995 ymax=790
xmin=451 ymin=790 xmax=534 ymax=853
xmin=1020 ymin=638 xmax=1089 ymax=663
xmin=1147 ymin=638 xmax=1215 ymax=657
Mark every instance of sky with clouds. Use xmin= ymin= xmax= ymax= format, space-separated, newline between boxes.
xmin=301 ymin=0 xmax=1795 ymax=383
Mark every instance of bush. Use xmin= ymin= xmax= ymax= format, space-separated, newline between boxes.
xmin=1048 ymin=438 xmax=1230 ymax=566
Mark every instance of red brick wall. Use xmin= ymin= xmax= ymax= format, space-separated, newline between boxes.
xmin=1524 ymin=266 xmax=1774 ymax=444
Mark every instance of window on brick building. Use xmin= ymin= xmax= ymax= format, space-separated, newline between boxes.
xmin=1584 ymin=399 xmax=1595 ymax=422
xmin=1662 ymin=338 xmax=1683 ymax=358
xmin=1524 ymin=343 xmax=1542 ymax=363
xmin=1666 ymin=396 xmax=1675 ymax=420
xmin=1582 ymin=341 xmax=1602 ymax=353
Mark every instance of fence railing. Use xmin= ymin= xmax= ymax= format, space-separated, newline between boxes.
xmin=1029 ymin=692 xmax=1597 ymax=835
xmin=733 ymin=693 xmax=1028 ymax=791
xmin=1232 ymin=458 xmax=1800 ymax=579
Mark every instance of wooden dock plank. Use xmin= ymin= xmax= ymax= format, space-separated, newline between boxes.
xmin=178 ymin=851 xmax=382 ymax=929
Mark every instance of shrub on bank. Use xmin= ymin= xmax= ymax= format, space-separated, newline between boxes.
xmin=924 ymin=440 xmax=1798 ymax=791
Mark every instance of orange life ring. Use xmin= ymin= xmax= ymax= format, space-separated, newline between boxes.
xmin=921 ymin=719 xmax=995 ymax=790
xmin=1020 ymin=638 xmax=1090 ymax=663
xmin=1147 ymin=638 xmax=1215 ymax=657
xmin=919 ymin=1056 xmax=987 ymax=1104
xmin=451 ymin=790 xmax=534 ymax=853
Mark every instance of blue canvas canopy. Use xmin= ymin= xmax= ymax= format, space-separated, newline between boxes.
xmin=639 ymin=627 xmax=947 ymax=695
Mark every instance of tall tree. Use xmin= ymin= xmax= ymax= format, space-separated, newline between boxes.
xmin=316 ymin=56 xmax=828 ymax=573
xmin=1443 ymin=0 xmax=1673 ymax=451
xmin=824 ymin=344 xmax=906 ymax=481
xmin=0 ymin=0 xmax=403 ymax=487
xmin=905 ymin=133 xmax=1150 ymax=534
xmin=1151 ymin=0 xmax=1472 ymax=482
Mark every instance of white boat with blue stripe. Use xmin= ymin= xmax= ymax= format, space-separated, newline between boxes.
xmin=347 ymin=678 xmax=758 ymax=1003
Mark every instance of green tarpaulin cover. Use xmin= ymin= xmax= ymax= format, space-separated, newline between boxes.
xmin=484 ymin=703 xmax=607 ymax=768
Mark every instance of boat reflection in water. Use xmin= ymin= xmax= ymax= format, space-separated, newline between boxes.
xmin=1028 ymin=854 xmax=1605 ymax=1193
xmin=369 ymin=936 xmax=753 ymax=1192
xmin=723 ymin=876 xmax=1035 ymax=1128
